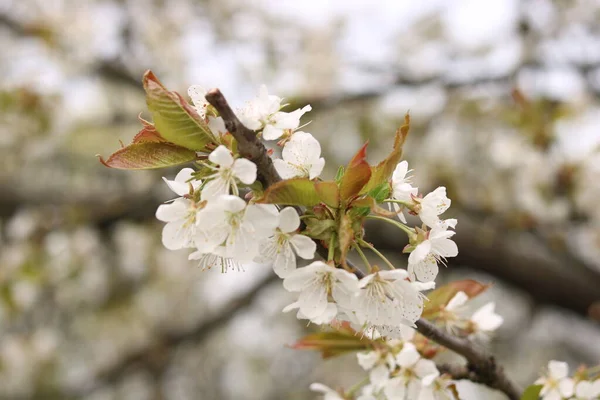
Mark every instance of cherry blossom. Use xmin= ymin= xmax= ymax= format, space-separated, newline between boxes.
xmin=282 ymin=261 xmax=358 ymax=321
xmin=256 ymin=207 xmax=316 ymax=278
xmin=237 ymin=85 xmax=311 ymax=140
xmin=194 ymin=195 xmax=278 ymax=261
xmin=201 ymin=145 xmax=257 ymax=200
xmin=575 ymin=380 xmax=600 ymax=400
xmin=162 ymin=168 xmax=200 ymax=197
xmin=273 ymin=131 xmax=325 ymax=180
xmin=407 ymin=224 xmax=458 ymax=282
xmin=469 ymin=302 xmax=504 ymax=338
xmin=535 ymin=360 xmax=575 ymax=400
xmin=388 ymin=342 xmax=439 ymax=399
xmin=310 ymin=383 xmax=345 ymax=400
xmin=417 ymin=187 xmax=451 ymax=228
xmin=390 ymin=161 xmax=418 ymax=223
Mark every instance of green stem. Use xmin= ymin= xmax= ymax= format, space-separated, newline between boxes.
xmin=353 ymin=243 xmax=372 ymax=273
xmin=328 ymin=234 xmax=336 ymax=262
xmin=346 ymin=376 xmax=370 ymax=396
xmin=358 ymin=239 xmax=396 ymax=270
xmin=383 ymin=198 xmax=413 ymax=207
xmin=366 ymin=214 xmax=415 ymax=236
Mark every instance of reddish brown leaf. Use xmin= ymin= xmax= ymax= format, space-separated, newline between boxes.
xmin=339 ymin=142 xmax=372 ymax=201
xmin=98 ymin=142 xmax=197 ymax=170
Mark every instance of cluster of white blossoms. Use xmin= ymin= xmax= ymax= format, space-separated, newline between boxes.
xmin=535 ymin=360 xmax=600 ymax=400
xmin=155 ymin=84 xmax=468 ymax=400
xmin=437 ymin=291 xmax=504 ymax=340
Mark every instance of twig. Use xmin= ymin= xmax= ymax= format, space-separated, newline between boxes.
xmin=417 ymin=319 xmax=521 ymax=400
xmin=205 ymin=89 xmax=522 ymax=400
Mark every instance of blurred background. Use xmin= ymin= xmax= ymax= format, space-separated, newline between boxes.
xmin=1 ymin=0 xmax=600 ymax=399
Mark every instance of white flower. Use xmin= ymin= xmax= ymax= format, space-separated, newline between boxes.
xmin=201 ymin=146 xmax=257 ymax=200
xmin=446 ymin=291 xmax=468 ymax=312
xmin=575 ymin=380 xmax=600 ymax=400
xmin=388 ymin=342 xmax=439 ymax=399
xmin=156 ymin=198 xmax=199 ymax=250
xmin=310 ymin=383 xmax=344 ymax=400
xmin=417 ymin=375 xmax=456 ymax=400
xmin=369 ymin=364 xmax=391 ymax=391
xmin=390 ymin=161 xmax=418 ymax=223
xmin=188 ymin=85 xmax=209 ymax=119
xmin=238 ymin=85 xmax=311 ymax=140
xmin=418 ymin=187 xmax=451 ymax=228
xmin=282 ymin=261 xmax=358 ymax=321
xmin=156 ymin=169 xmax=202 ymax=250
xmin=162 ymin=168 xmax=200 ymax=197
xmin=408 ymin=224 xmax=458 ymax=282
xmin=357 ymin=351 xmax=381 ymax=371
xmin=535 ymin=361 xmax=575 ymax=400
xmin=188 ymin=246 xmax=241 ymax=273
xmin=469 ymin=302 xmax=503 ymax=338
xmin=350 ymin=271 xmax=433 ymax=333
xmin=273 ymin=132 xmax=325 ymax=180
xmin=208 ymin=116 xmax=227 ymax=137
xmin=194 ymin=195 xmax=278 ymax=261
xmin=256 ymin=207 xmax=316 ymax=278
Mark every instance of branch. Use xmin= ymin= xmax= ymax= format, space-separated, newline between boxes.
xmin=416 ymin=319 xmax=521 ymax=400
xmin=204 ymin=89 xmax=521 ymax=399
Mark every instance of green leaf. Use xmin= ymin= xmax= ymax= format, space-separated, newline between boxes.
xmin=292 ymin=325 xmax=373 ymax=359
xmin=361 ymin=113 xmax=410 ymax=193
xmin=131 ymin=116 xmax=166 ymax=143
xmin=258 ymin=178 xmax=320 ymax=206
xmin=143 ymin=70 xmax=216 ymax=152
xmin=368 ymin=182 xmax=391 ymax=203
xmin=303 ymin=218 xmax=336 ymax=240
xmin=339 ymin=142 xmax=372 ymax=201
xmin=422 ymin=280 xmax=491 ymax=318
xmin=315 ymin=181 xmax=340 ymax=208
xmin=520 ymin=385 xmax=542 ymax=400
xmin=98 ymin=142 xmax=197 ymax=170
xmin=334 ymin=166 xmax=345 ymax=183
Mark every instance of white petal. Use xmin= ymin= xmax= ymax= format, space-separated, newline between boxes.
xmin=279 ymin=207 xmax=300 ymax=232
xmin=273 ymin=159 xmax=303 ymax=179
xmin=408 ymin=255 xmax=439 ymax=283
xmin=446 ymin=291 xmax=469 ymax=311
xmin=395 ymin=343 xmax=419 ymax=367
xmin=471 ymin=303 xmax=503 ymax=331
xmin=201 ymin=177 xmax=229 ymax=200
xmin=156 ymin=199 xmax=189 ymax=222
xmin=309 ymin=157 xmax=325 ymax=180
xmin=282 ymin=131 xmax=321 ymax=165
xmin=232 ymin=158 xmax=257 ymax=184
xmin=432 ymin=238 xmax=458 ymax=258
xmin=282 ymin=266 xmax=319 ymax=292
xmin=357 ymin=351 xmax=379 ymax=371
xmin=187 ymin=85 xmax=208 ymax=117
xmin=219 ymin=195 xmax=247 ymax=213
xmin=548 ymin=361 xmax=569 ymax=380
xmin=262 ymin=124 xmax=284 ymax=140
xmin=208 ymin=116 xmax=227 ymax=136
xmin=298 ymin=285 xmax=328 ymax=319
xmin=559 ymin=378 xmax=575 ymax=397
xmin=272 ymin=244 xmax=297 ymax=278
xmin=161 ymin=220 xmax=188 ymax=250
xmin=408 ymin=240 xmax=432 ymax=264
xmin=244 ymin=204 xmax=279 ymax=236
xmin=369 ymin=364 xmax=390 ymax=390
xmin=208 ymin=145 xmax=234 ymax=167
xmin=290 ymin=234 xmax=317 ymax=259
xmin=414 ymin=359 xmax=439 ymax=380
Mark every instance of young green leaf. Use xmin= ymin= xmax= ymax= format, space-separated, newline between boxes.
xmin=98 ymin=142 xmax=197 ymax=170
xmin=339 ymin=142 xmax=372 ymax=201
xmin=291 ymin=326 xmax=373 ymax=359
xmin=520 ymin=385 xmax=542 ymax=400
xmin=315 ymin=181 xmax=340 ymax=208
xmin=143 ymin=71 xmax=216 ymax=152
xmin=367 ymin=182 xmax=391 ymax=203
xmin=361 ymin=113 xmax=410 ymax=193
xmin=258 ymin=178 xmax=320 ymax=206
xmin=334 ymin=165 xmax=345 ymax=183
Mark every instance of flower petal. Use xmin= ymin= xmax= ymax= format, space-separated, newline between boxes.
xmin=290 ymin=234 xmax=317 ymax=260
xmin=279 ymin=207 xmax=301 ymax=233
xmin=232 ymin=158 xmax=257 ymax=184
xmin=208 ymin=145 xmax=234 ymax=167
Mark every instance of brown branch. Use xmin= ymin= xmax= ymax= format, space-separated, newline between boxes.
xmin=204 ymin=89 xmax=521 ymax=399
xmin=204 ymin=89 xmax=281 ymax=189
xmin=416 ymin=319 xmax=521 ymax=400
